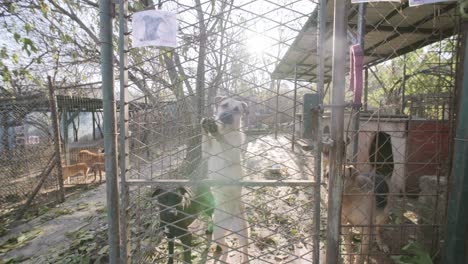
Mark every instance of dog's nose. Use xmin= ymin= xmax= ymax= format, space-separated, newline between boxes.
xmin=168 ymin=208 xmax=178 ymax=216
xmin=219 ymin=112 xmax=233 ymax=124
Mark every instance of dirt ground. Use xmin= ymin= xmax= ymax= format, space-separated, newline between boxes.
xmin=0 ymin=183 xmax=108 ymax=263
xmin=128 ymin=135 xmax=322 ymax=263
xmin=0 ymin=135 xmax=412 ymax=263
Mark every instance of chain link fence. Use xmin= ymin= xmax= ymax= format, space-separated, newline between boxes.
xmin=119 ymin=0 xmax=322 ymax=263
xmin=0 ymin=85 xmax=105 ymax=223
xmin=106 ymin=0 xmax=462 ymax=263
xmin=0 ymin=93 xmax=59 ymax=219
xmin=334 ymin=2 xmax=458 ymax=263
xmin=0 ymin=0 xmax=461 ymax=263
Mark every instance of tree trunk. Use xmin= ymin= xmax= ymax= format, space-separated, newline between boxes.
xmin=183 ymin=0 xmax=209 ymax=179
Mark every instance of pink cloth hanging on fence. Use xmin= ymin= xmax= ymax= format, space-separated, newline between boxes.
xmin=349 ymin=44 xmax=364 ymax=107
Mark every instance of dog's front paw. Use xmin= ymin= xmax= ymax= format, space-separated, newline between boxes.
xmin=378 ymin=243 xmax=390 ymax=253
xmin=201 ymin=117 xmax=218 ymax=135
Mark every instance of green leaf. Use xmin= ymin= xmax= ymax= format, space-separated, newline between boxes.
xmin=77 ymin=203 xmax=89 ymax=211
xmin=98 ymin=245 xmax=109 ymax=255
xmin=161 ymin=48 xmax=172 ymax=58
xmin=16 ymin=234 xmax=26 ymax=243
xmin=24 ymin=23 xmax=33 ymax=34
xmin=52 ymin=52 xmax=59 ymax=62
xmin=12 ymin=53 xmax=19 ymax=64
xmin=391 ymin=241 xmax=433 ymax=264
xmin=40 ymin=2 xmax=49 ymax=18
xmin=8 ymin=2 xmax=18 ymax=13
xmin=61 ymin=34 xmax=73 ymax=44
xmin=0 ymin=229 xmax=43 ymax=254
xmin=33 ymin=78 xmax=45 ymax=88
xmin=13 ymin=33 xmax=21 ymax=43
xmin=81 ymin=256 xmax=90 ymax=264
xmin=0 ymin=47 xmax=7 ymax=59
xmin=21 ymin=38 xmax=38 ymax=56
xmin=24 ymin=71 xmax=33 ymax=81
xmin=2 ymin=66 xmax=11 ymax=82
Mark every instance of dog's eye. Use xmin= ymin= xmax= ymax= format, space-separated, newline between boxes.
xmin=233 ymin=106 xmax=239 ymax=112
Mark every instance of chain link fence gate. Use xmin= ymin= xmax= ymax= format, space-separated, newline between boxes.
xmin=117 ymin=0 xmax=325 ymax=263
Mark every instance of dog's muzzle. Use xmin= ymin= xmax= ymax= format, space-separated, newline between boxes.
xmin=219 ymin=111 xmax=234 ymax=124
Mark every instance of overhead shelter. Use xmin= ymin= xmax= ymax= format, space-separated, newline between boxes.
xmin=0 ymin=94 xmax=145 ymax=112
xmin=271 ymin=1 xmax=458 ymax=82
xmin=271 ymin=0 xmax=459 ymax=194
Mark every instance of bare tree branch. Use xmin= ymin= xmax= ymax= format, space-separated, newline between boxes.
xmin=47 ymin=0 xmax=158 ymax=103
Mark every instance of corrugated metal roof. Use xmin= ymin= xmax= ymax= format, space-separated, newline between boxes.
xmin=271 ymin=0 xmax=458 ymax=82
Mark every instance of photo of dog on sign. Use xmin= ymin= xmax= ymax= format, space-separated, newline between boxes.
xmin=132 ymin=10 xmax=177 ymax=48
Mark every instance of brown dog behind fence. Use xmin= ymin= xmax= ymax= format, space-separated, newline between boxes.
xmin=62 ymin=163 xmax=89 ymax=184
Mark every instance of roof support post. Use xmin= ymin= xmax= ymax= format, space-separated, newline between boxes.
xmin=48 ymin=76 xmax=65 ymax=203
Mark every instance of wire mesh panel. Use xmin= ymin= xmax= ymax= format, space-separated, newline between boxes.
xmin=120 ymin=0 xmax=323 ymax=263
xmin=0 ymin=94 xmax=60 ymax=216
xmin=0 ymin=89 xmax=105 ymax=224
xmin=325 ymin=1 xmax=459 ymax=263
xmin=57 ymin=96 xmax=105 ymax=185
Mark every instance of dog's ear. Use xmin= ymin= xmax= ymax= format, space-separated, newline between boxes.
xmin=241 ymin=102 xmax=249 ymax=115
xmin=345 ymin=166 xmax=359 ymax=179
xmin=214 ymin=96 xmax=226 ymax=105
xmin=177 ymin=187 xmax=187 ymax=195
xmin=152 ymin=188 xmax=162 ymax=197
xmin=177 ymin=187 xmax=192 ymax=208
xmin=177 ymin=187 xmax=193 ymax=199
xmin=345 ymin=137 xmax=351 ymax=146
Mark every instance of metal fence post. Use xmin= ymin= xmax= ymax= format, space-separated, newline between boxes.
xmin=445 ymin=20 xmax=468 ymax=264
xmin=118 ymin=0 xmax=130 ymax=262
xmin=314 ymin=0 xmax=327 ymax=262
xmin=326 ymin=1 xmax=347 ymax=263
xmin=47 ymin=76 xmax=65 ymax=203
xmin=364 ymin=67 xmax=368 ymax=111
xmin=292 ymin=65 xmax=298 ymax=151
xmin=61 ymin=106 xmax=69 ymax=165
xmin=100 ymin=0 xmax=121 ymax=262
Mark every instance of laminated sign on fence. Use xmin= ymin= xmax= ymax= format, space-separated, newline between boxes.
xmin=132 ymin=10 xmax=177 ymax=48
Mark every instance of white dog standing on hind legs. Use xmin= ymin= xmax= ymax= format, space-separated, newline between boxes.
xmin=201 ymin=96 xmax=249 ymax=263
